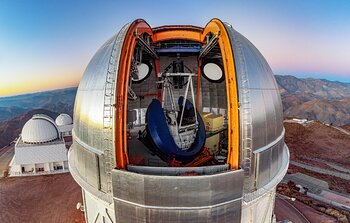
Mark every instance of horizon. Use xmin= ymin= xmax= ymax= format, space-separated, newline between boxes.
xmin=1 ymin=0 xmax=350 ymax=97
xmin=0 ymin=73 xmax=348 ymax=99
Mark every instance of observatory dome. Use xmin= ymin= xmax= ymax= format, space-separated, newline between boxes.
xmin=55 ymin=113 xmax=73 ymax=126
xmin=69 ymin=19 xmax=289 ymax=223
xmin=22 ymin=115 xmax=58 ymax=143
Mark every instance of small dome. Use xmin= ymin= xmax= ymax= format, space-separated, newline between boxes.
xmin=55 ymin=114 xmax=73 ymax=126
xmin=22 ymin=117 xmax=58 ymax=143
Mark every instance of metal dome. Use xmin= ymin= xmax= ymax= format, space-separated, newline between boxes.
xmin=55 ymin=113 xmax=73 ymax=126
xmin=69 ymin=19 xmax=289 ymax=223
xmin=22 ymin=115 xmax=59 ymax=143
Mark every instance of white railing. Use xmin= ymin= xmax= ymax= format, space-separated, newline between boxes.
xmin=9 ymin=169 xmax=69 ymax=177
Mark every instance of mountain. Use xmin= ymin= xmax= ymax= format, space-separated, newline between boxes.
xmin=275 ymin=75 xmax=350 ymax=100
xmin=0 ymin=87 xmax=77 ymax=148
xmin=275 ymin=75 xmax=350 ymax=125
xmin=0 ymin=87 xmax=77 ymax=122
xmin=0 ymin=107 xmax=28 ymax=122
xmin=284 ymin=98 xmax=350 ymax=125
xmin=0 ymin=109 xmax=60 ymax=148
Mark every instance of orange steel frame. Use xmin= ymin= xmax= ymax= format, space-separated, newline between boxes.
xmin=115 ymin=19 xmax=153 ymax=169
xmin=114 ymin=18 xmax=240 ymax=170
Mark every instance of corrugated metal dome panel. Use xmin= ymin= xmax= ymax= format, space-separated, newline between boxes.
xmin=55 ymin=113 xmax=73 ymax=126
xmin=73 ymin=23 xmax=130 ymax=153
xmin=225 ymin=23 xmax=285 ymax=193
xmin=21 ymin=118 xmax=59 ymax=143
xmin=227 ymin=26 xmax=283 ymax=149
xmin=71 ymin=23 xmax=131 ymax=194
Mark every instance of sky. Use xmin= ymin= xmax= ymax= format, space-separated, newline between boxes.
xmin=0 ymin=0 xmax=349 ymax=97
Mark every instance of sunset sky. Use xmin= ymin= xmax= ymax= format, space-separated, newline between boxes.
xmin=0 ymin=0 xmax=349 ymax=97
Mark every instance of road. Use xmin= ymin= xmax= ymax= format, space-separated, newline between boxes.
xmin=332 ymin=126 xmax=350 ymax=136
xmin=275 ymin=197 xmax=310 ymax=223
xmin=290 ymin=161 xmax=350 ymax=180
xmin=301 ymin=156 xmax=350 ymax=174
xmin=0 ymin=143 xmax=15 ymax=177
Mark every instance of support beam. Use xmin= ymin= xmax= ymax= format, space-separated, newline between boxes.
xmin=134 ymin=33 xmax=159 ymax=59
xmin=198 ymin=34 xmax=219 ymax=59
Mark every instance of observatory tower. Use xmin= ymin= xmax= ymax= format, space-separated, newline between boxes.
xmin=69 ymin=19 xmax=289 ymax=223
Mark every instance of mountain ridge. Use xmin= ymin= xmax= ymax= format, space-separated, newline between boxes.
xmin=275 ymin=75 xmax=350 ymax=125
xmin=0 ymin=87 xmax=76 ymax=122
xmin=0 ymin=75 xmax=349 ymax=149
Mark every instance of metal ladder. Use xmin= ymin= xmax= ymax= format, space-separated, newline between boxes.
xmin=237 ymin=49 xmax=254 ymax=192
xmin=102 ymin=46 xmax=118 ymax=193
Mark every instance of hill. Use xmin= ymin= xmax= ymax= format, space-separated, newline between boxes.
xmin=276 ymin=75 xmax=350 ymax=125
xmin=0 ymin=87 xmax=77 ymax=122
xmin=284 ymin=121 xmax=350 ymax=167
xmin=284 ymin=121 xmax=350 ymax=193
xmin=275 ymin=75 xmax=350 ymax=100
xmin=284 ymin=97 xmax=350 ymax=125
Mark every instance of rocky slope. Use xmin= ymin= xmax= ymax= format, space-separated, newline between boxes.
xmin=284 ymin=97 xmax=350 ymax=125
xmin=276 ymin=75 xmax=350 ymax=125
xmin=284 ymin=121 xmax=350 ymax=167
xmin=0 ymin=87 xmax=76 ymax=122
xmin=284 ymin=121 xmax=350 ymax=194
xmin=276 ymin=75 xmax=350 ymax=100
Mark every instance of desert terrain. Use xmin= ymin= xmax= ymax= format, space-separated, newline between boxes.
xmin=285 ymin=121 xmax=350 ymax=193
xmin=277 ymin=120 xmax=350 ymax=222
xmin=0 ymin=173 xmax=84 ymax=223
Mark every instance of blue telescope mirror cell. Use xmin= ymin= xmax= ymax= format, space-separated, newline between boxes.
xmin=146 ymin=99 xmax=205 ymax=162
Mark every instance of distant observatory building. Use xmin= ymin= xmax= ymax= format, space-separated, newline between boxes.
xmin=69 ymin=19 xmax=289 ymax=223
xmin=56 ymin=113 xmax=73 ymax=137
xmin=10 ymin=114 xmax=72 ymax=176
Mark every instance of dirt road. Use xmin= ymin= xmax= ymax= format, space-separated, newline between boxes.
xmin=290 ymin=161 xmax=350 ymax=180
xmin=275 ymin=197 xmax=337 ymax=223
xmin=275 ymin=197 xmax=310 ymax=223
xmin=0 ymin=144 xmax=15 ymax=177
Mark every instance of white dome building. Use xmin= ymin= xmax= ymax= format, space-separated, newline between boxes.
xmin=56 ymin=113 xmax=73 ymax=126
xmin=10 ymin=114 xmax=69 ymax=176
xmin=55 ymin=113 xmax=73 ymax=137
xmin=22 ymin=117 xmax=58 ymax=143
